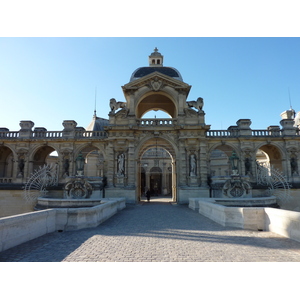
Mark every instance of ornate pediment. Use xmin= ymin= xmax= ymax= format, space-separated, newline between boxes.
xmin=122 ymin=72 xmax=191 ymax=94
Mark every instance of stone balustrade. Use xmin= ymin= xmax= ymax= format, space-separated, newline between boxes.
xmin=251 ymin=130 xmax=282 ymax=137
xmin=206 ymin=130 xmax=239 ymax=137
xmin=206 ymin=129 xmax=298 ymax=137
xmin=74 ymin=131 xmax=107 ymax=138
xmin=0 ymin=126 xmax=298 ymax=140
xmin=0 ymin=178 xmax=12 ymax=184
xmin=0 ymin=130 xmax=107 ymax=140
xmin=139 ymin=118 xmax=175 ymax=126
xmin=0 ymin=131 xmax=19 ymax=138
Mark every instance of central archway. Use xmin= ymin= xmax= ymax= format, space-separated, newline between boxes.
xmin=136 ymin=93 xmax=177 ymax=118
xmin=137 ymin=137 xmax=177 ymax=202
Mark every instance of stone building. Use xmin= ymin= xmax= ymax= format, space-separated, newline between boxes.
xmin=0 ymin=48 xmax=300 ymax=217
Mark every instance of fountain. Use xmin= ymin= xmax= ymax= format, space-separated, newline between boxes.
xmin=33 ymin=153 xmax=106 ymax=209
xmin=212 ymin=151 xmax=278 ymax=208
xmin=23 ymin=158 xmax=125 ymax=232
xmin=36 ymin=175 xmax=106 ymax=209
xmin=189 ymin=151 xmax=291 ymax=230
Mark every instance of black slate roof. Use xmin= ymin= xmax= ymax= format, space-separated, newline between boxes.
xmin=131 ymin=67 xmax=182 ymax=81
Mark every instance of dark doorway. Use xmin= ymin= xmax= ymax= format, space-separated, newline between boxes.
xmin=150 ymin=168 xmax=162 ymax=196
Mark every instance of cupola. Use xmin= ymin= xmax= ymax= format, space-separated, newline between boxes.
xmin=148 ymin=47 xmax=164 ymax=66
xmin=130 ymin=48 xmax=183 ymax=82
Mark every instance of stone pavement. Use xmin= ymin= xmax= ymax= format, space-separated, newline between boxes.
xmin=1 ymin=198 xmax=300 ymax=262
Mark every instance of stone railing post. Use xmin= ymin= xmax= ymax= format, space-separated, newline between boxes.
xmin=236 ymin=119 xmax=252 ymax=136
xmin=62 ymin=120 xmax=77 ymax=138
xmin=19 ymin=121 xmax=34 ymax=138
xmin=280 ymin=119 xmax=297 ymax=136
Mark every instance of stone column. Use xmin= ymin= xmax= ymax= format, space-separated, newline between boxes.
xmin=127 ymin=141 xmax=135 ymax=188
xmin=172 ymin=161 xmax=177 ymax=202
xmin=145 ymin=167 xmax=150 ymax=191
xmin=199 ymin=141 xmax=208 ymax=187
xmin=162 ymin=162 xmax=167 ymax=195
xmin=105 ymin=142 xmax=115 ymax=188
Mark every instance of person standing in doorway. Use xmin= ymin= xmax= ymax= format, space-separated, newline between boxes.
xmin=146 ymin=189 xmax=151 ymax=202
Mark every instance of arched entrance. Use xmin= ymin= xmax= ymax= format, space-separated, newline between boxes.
xmin=0 ymin=146 xmax=14 ymax=180
xmin=137 ymin=138 xmax=176 ymax=202
xmin=256 ymin=144 xmax=283 ymax=171
xmin=80 ymin=147 xmax=105 ymax=177
xmin=209 ymin=144 xmax=236 ymax=177
xmin=32 ymin=146 xmax=58 ymax=172
xmin=136 ymin=93 xmax=177 ymax=118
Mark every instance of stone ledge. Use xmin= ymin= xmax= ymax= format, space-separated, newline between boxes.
xmin=0 ymin=198 xmax=126 ymax=252
xmin=189 ymin=198 xmax=300 ymax=243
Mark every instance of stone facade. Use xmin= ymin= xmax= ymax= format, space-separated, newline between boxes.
xmin=0 ymin=49 xmax=300 ymax=216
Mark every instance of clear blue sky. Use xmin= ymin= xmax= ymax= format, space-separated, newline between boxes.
xmin=0 ymin=37 xmax=299 ymax=131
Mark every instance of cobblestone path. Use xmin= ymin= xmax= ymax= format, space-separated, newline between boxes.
xmin=1 ymin=200 xmax=300 ymax=262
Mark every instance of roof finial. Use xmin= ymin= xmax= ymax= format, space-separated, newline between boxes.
xmin=288 ymin=87 xmax=296 ymax=118
xmin=93 ymin=86 xmax=97 ymax=119
xmin=154 ymin=47 xmax=159 ymax=52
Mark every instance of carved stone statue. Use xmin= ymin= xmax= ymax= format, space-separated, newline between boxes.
xmin=190 ymin=154 xmax=197 ymax=176
xmin=63 ymin=158 xmax=70 ymax=176
xmin=115 ymin=107 xmax=129 ymax=119
xmin=18 ymin=158 xmax=25 ymax=177
xmin=117 ymin=153 xmax=125 ymax=176
xmin=244 ymin=157 xmax=252 ymax=175
xmin=186 ymin=97 xmax=204 ymax=112
xmin=110 ymin=98 xmax=126 ymax=114
xmin=291 ymin=157 xmax=299 ymax=175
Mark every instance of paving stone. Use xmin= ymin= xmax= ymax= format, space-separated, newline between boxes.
xmin=1 ymin=199 xmax=300 ymax=262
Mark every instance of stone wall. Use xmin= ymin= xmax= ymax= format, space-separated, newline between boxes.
xmin=0 ymin=198 xmax=126 ymax=252
xmin=189 ymin=198 xmax=300 ymax=243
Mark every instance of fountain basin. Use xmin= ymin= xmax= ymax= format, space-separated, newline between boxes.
xmin=214 ymin=196 xmax=277 ymax=207
xmin=36 ymin=197 xmax=102 ymax=209
xmin=189 ymin=197 xmax=278 ymax=231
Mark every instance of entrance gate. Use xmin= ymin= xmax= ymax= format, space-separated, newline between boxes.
xmin=138 ymin=140 xmax=175 ymax=202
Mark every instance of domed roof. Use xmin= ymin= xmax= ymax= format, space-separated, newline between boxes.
xmin=129 ymin=48 xmax=183 ymax=82
xmin=130 ymin=66 xmax=183 ymax=82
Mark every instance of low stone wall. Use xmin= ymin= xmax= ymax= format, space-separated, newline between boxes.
xmin=55 ymin=198 xmax=126 ymax=231
xmin=189 ymin=198 xmax=300 ymax=243
xmin=0 ymin=209 xmax=56 ymax=252
xmin=264 ymin=207 xmax=300 ymax=242
xmin=190 ymin=198 xmax=264 ymax=230
xmin=0 ymin=198 xmax=126 ymax=252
